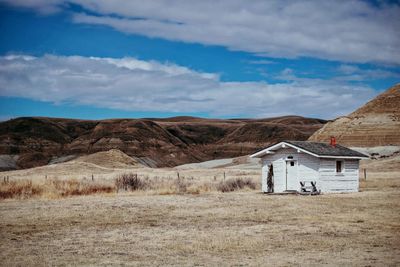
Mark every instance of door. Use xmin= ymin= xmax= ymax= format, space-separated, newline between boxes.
xmin=286 ymin=160 xmax=298 ymax=191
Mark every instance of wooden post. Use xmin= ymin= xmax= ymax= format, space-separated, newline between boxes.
xmin=223 ymin=172 xmax=226 ymax=181
xmin=92 ymin=174 xmax=94 ymax=181
xmin=364 ymin=169 xmax=367 ymax=180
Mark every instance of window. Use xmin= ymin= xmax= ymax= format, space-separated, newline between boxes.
xmin=336 ymin=161 xmax=343 ymax=173
xmin=290 ymin=161 xmax=295 ymax=167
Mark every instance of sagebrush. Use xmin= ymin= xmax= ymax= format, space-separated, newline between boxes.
xmin=115 ymin=173 xmax=148 ymax=191
xmin=217 ymin=177 xmax=256 ymax=192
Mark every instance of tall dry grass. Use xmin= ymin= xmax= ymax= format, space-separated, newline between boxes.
xmin=115 ymin=173 xmax=148 ymax=191
xmin=114 ymin=173 xmax=209 ymax=195
xmin=0 ymin=178 xmax=114 ymax=199
xmin=48 ymin=179 xmax=114 ymax=197
xmin=0 ymin=174 xmax=259 ymax=200
xmin=113 ymin=174 xmax=258 ymax=194
xmin=217 ymin=177 xmax=256 ymax=192
xmin=0 ymin=180 xmax=43 ymax=199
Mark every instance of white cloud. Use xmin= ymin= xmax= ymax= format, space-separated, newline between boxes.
xmin=0 ymin=0 xmax=63 ymax=14
xmin=248 ymin=60 xmax=276 ymax=65
xmin=0 ymin=54 xmax=378 ymax=119
xmin=1 ymin=0 xmax=399 ymax=64
xmin=338 ymin=65 xmax=361 ymax=75
xmin=337 ymin=64 xmax=400 ymax=81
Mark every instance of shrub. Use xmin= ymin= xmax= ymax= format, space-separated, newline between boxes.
xmin=115 ymin=173 xmax=147 ymax=191
xmin=217 ymin=177 xmax=256 ymax=192
xmin=174 ymin=177 xmax=188 ymax=194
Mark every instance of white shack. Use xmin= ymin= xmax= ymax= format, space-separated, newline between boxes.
xmin=250 ymin=139 xmax=369 ymax=194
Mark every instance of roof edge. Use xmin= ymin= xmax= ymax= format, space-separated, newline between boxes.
xmin=251 ymin=141 xmax=317 ymax=158
xmin=250 ymin=141 xmax=369 ymax=159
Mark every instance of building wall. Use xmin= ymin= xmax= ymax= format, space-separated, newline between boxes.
xmin=261 ymin=148 xmax=320 ymax=193
xmin=319 ymin=159 xmax=359 ymax=193
xmin=261 ymin=149 xmax=360 ymax=193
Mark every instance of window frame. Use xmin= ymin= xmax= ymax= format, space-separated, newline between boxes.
xmin=336 ymin=160 xmax=344 ymax=174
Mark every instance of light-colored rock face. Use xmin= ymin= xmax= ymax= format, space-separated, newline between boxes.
xmin=309 ymin=84 xmax=400 ymax=147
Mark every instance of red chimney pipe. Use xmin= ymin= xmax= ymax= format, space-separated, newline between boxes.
xmin=330 ymin=136 xmax=336 ymax=148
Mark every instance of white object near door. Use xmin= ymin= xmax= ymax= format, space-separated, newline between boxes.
xmin=286 ymin=160 xmax=298 ymax=191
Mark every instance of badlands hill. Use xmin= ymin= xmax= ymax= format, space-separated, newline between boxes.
xmin=0 ymin=115 xmax=325 ymax=170
xmin=309 ymin=84 xmax=400 ymax=147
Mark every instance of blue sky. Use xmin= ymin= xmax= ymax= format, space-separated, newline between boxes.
xmin=0 ymin=1 xmax=399 ymax=120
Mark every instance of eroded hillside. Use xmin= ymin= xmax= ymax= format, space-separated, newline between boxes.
xmin=309 ymin=84 xmax=400 ymax=147
xmin=0 ymin=116 xmax=325 ymax=170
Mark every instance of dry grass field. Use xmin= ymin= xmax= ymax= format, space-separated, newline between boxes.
xmin=0 ymin=171 xmax=399 ymax=266
xmin=1 ymin=153 xmax=400 ymax=266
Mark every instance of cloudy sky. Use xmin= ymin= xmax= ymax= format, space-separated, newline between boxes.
xmin=0 ymin=0 xmax=399 ymax=120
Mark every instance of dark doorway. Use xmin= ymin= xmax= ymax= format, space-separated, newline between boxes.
xmin=267 ymin=164 xmax=274 ymax=193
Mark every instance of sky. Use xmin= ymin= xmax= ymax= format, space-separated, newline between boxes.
xmin=0 ymin=0 xmax=399 ymax=120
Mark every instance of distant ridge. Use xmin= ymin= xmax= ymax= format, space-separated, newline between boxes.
xmin=0 ymin=115 xmax=325 ymax=170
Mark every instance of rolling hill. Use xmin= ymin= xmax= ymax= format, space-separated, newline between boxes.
xmin=0 ymin=115 xmax=325 ymax=170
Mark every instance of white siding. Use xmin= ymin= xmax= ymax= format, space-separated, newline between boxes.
xmin=261 ymin=148 xmax=294 ymax=193
xmin=297 ymin=153 xmax=320 ymax=185
xmin=261 ymin=148 xmax=320 ymax=193
xmin=260 ymin=148 xmax=360 ymax=193
xmin=319 ymin=159 xmax=359 ymax=193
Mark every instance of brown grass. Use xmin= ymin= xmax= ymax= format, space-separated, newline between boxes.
xmin=217 ymin=177 xmax=256 ymax=192
xmin=359 ymin=175 xmax=400 ymax=191
xmin=48 ymin=179 xmax=114 ymax=197
xmin=115 ymin=173 xmax=148 ymax=191
xmin=0 ymin=180 xmax=43 ymax=199
xmin=0 ymin=184 xmax=399 ymax=266
xmin=0 ymin=174 xmax=260 ymax=200
xmin=0 ymin=178 xmax=114 ymax=199
xmin=2 ymin=170 xmax=397 ymax=200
